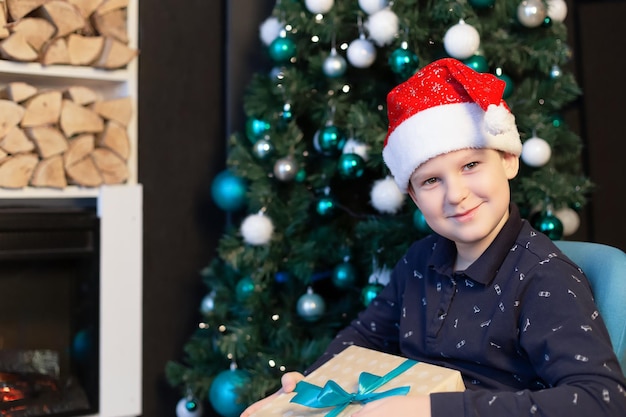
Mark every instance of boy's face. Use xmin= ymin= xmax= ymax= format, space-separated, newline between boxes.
xmin=407 ymin=148 xmax=519 ymax=253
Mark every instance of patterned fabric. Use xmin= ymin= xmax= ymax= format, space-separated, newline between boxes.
xmin=305 ymin=205 xmax=626 ymax=416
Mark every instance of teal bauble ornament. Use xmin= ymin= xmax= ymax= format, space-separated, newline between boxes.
xmin=332 ymin=262 xmax=357 ymax=289
xmin=531 ymin=212 xmax=564 ymax=240
xmin=269 ymin=36 xmax=297 ymax=63
xmin=211 ymin=170 xmax=247 ymax=212
xmin=495 ymin=69 xmax=514 ymax=99
xmin=361 ymin=283 xmax=384 ymax=307
xmin=314 ymin=125 xmax=346 ymax=155
xmin=551 ymin=113 xmax=564 ymax=128
xmin=176 ymin=396 xmax=203 ymax=417
xmin=413 ymin=208 xmax=433 ymax=234
xmin=316 ymin=196 xmax=336 ymax=217
xmin=337 ymin=153 xmax=365 ymax=179
xmin=468 ymin=0 xmax=495 ymax=8
xmin=463 ymin=55 xmax=489 ymax=73
xmin=208 ymin=369 xmax=250 ymax=417
xmin=235 ymin=277 xmax=255 ymax=302
xmin=297 ymin=288 xmax=326 ymax=322
xmin=388 ymin=46 xmax=418 ymax=81
xmin=245 ymin=118 xmax=270 ymax=143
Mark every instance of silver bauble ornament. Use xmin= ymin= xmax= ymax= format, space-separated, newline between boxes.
xmin=323 ymin=48 xmax=347 ymax=78
xmin=273 ymin=156 xmax=298 ymax=181
xmin=517 ymin=0 xmax=547 ymax=28
xmin=296 ymin=288 xmax=326 ymax=322
xmin=253 ymin=138 xmax=274 ymax=159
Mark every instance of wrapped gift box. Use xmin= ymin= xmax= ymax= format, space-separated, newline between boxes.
xmin=250 ymin=345 xmax=465 ymax=417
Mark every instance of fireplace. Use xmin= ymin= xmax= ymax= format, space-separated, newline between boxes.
xmin=0 ymin=186 xmax=142 ymax=417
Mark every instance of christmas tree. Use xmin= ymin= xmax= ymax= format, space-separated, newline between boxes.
xmin=167 ymin=1 xmax=591 ymax=416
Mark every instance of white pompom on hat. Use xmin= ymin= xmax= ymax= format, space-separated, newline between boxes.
xmin=382 ymin=57 xmax=522 ymax=192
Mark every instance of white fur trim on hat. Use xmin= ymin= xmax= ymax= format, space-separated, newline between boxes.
xmin=382 ymin=101 xmax=521 ymax=192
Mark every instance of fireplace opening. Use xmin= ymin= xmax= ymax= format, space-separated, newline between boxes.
xmin=0 ymin=206 xmax=100 ymax=417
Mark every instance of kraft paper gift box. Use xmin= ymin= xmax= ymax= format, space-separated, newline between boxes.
xmin=250 ymin=345 xmax=465 ymax=417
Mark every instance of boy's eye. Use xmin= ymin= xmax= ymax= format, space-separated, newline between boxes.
xmin=423 ymin=177 xmax=438 ymax=186
xmin=464 ymin=161 xmax=479 ymax=170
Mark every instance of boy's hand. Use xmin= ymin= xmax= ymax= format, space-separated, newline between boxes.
xmin=240 ymin=372 xmax=304 ymax=417
xmin=351 ymin=395 xmax=431 ymax=417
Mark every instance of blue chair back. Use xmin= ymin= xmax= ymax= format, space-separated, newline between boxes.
xmin=554 ymin=241 xmax=626 ymax=373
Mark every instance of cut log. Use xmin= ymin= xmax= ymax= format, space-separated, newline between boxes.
xmin=66 ymin=0 xmax=104 ymax=18
xmin=91 ymin=8 xmax=127 ymax=43
xmin=0 ymin=82 xmax=38 ymax=103
xmin=21 ymin=90 xmax=63 ymax=127
xmin=41 ymin=37 xmax=70 ymax=65
xmin=0 ymin=32 xmax=38 ymax=61
xmin=60 ymin=99 xmax=104 ymax=137
xmin=66 ymin=155 xmax=102 ymax=186
xmin=0 ymin=152 xmax=38 ymax=188
xmin=6 ymin=0 xmax=49 ymax=20
xmin=0 ymin=1 xmax=10 ymax=39
xmin=96 ymin=0 xmax=127 ymax=15
xmin=7 ymin=17 xmax=56 ymax=51
xmin=97 ymin=120 xmax=128 ymax=160
xmin=67 ymin=33 xmax=104 ymax=65
xmin=91 ymin=147 xmax=127 ymax=184
xmin=64 ymin=85 xmax=98 ymax=105
xmin=0 ymin=126 xmax=35 ymax=154
xmin=25 ymin=126 xmax=69 ymax=158
xmin=91 ymin=96 xmax=132 ymax=127
xmin=31 ymin=154 xmax=67 ymax=188
xmin=38 ymin=0 xmax=85 ymax=38
xmin=0 ymin=100 xmax=25 ymax=138
xmin=64 ymin=133 xmax=94 ymax=167
xmin=93 ymin=36 xmax=137 ymax=69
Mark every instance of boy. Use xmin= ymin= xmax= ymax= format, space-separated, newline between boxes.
xmin=241 ymin=58 xmax=626 ymax=417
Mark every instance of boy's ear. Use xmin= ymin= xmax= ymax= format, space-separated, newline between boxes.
xmin=502 ymin=152 xmax=520 ymax=179
xmin=407 ymin=182 xmax=419 ymax=206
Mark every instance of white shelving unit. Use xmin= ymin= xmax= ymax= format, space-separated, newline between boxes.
xmin=0 ymin=0 xmax=139 ymax=198
xmin=0 ymin=2 xmax=142 ymax=416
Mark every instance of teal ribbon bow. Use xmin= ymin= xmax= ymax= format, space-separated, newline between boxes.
xmin=290 ymin=359 xmax=417 ymax=417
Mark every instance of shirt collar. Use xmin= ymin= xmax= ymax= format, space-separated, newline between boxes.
xmin=430 ymin=203 xmax=523 ymax=285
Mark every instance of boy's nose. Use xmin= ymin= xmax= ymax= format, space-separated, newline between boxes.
xmin=445 ymin=177 xmax=469 ymax=204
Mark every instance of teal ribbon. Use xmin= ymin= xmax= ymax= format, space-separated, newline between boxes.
xmin=290 ymin=359 xmax=417 ymax=417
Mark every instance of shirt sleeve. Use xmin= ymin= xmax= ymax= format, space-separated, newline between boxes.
xmin=431 ymin=255 xmax=626 ymax=417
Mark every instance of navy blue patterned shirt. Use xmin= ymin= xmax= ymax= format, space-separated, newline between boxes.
xmin=306 ymin=205 xmax=626 ymax=416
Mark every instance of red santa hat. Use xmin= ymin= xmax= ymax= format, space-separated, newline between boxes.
xmin=382 ymin=57 xmax=522 ymax=192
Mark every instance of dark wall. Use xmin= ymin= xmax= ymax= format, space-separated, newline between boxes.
xmin=138 ymin=1 xmax=227 ymax=416
xmin=138 ymin=1 xmax=625 ymax=416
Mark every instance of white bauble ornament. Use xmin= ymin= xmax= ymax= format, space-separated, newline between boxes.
xmin=342 ymin=138 xmax=370 ymax=162
xmin=347 ymin=37 xmax=377 ymax=68
xmin=259 ymin=16 xmax=282 ymax=46
xmin=365 ymin=8 xmax=399 ymax=47
xmin=517 ymin=0 xmax=547 ymax=28
xmin=240 ymin=212 xmax=274 ymax=245
xmin=547 ymin=0 xmax=568 ymax=23
xmin=370 ymin=176 xmax=405 ymax=214
xmin=305 ymin=0 xmax=334 ymax=14
xmin=176 ymin=397 xmax=203 ymax=417
xmin=521 ymin=136 xmax=551 ymax=167
xmin=358 ymin=0 xmax=388 ymax=14
xmin=443 ymin=20 xmax=480 ymax=60
xmin=555 ymin=207 xmax=580 ymax=236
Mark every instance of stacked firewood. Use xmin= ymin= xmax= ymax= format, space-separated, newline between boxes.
xmin=0 ymin=82 xmax=132 ymax=188
xmin=0 ymin=0 xmax=137 ymax=69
